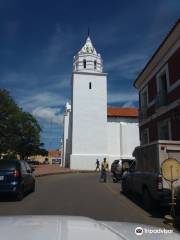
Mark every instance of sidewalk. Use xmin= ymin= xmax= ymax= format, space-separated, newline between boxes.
xmin=34 ymin=164 xmax=77 ymax=177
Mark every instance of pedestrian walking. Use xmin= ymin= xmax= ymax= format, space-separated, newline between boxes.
xmin=96 ymin=159 xmax=100 ymax=171
xmin=100 ymin=158 xmax=109 ymax=182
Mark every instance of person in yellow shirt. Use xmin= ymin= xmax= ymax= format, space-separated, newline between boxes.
xmin=101 ymin=158 xmax=109 ymax=182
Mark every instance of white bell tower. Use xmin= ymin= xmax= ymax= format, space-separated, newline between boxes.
xmin=70 ymin=36 xmax=108 ymax=170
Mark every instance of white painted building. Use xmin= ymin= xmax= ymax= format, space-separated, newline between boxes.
xmin=63 ymin=36 xmax=140 ymax=170
xmin=107 ymin=108 xmax=140 ymax=163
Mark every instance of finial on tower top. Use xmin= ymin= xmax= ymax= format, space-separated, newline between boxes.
xmin=88 ymin=27 xmax=90 ymax=37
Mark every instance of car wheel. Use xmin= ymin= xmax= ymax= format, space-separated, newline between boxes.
xmin=15 ymin=187 xmax=24 ymax=201
xmin=142 ymin=188 xmax=153 ymax=211
xmin=113 ymin=178 xmax=117 ymax=183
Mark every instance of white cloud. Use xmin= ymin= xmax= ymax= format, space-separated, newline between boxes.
xmin=106 ymin=54 xmax=145 ymax=71
xmin=108 ymin=91 xmax=138 ymax=104
xmin=32 ymin=107 xmax=64 ymax=125
xmin=19 ymin=91 xmax=68 ymax=111
xmin=105 ymin=53 xmax=148 ymax=79
xmin=122 ymin=101 xmax=136 ymax=108
xmin=20 ymin=92 xmax=68 ymax=126
xmin=2 ymin=71 xmax=70 ymax=90
xmin=41 ymin=24 xmax=76 ymax=66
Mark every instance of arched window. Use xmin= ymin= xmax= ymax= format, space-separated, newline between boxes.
xmin=89 ymin=82 xmax=92 ymax=89
xmin=94 ymin=60 xmax=97 ymax=69
xmin=83 ymin=59 xmax=86 ymax=69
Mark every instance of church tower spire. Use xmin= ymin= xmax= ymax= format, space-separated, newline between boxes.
xmin=70 ymin=35 xmax=107 ymax=170
xmin=73 ymin=36 xmax=103 ymax=73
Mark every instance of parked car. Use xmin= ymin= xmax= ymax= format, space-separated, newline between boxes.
xmin=111 ymin=159 xmax=135 ymax=182
xmin=111 ymin=159 xmax=122 ymax=182
xmin=121 ymin=141 xmax=180 ymax=211
xmin=27 ymin=160 xmax=41 ymax=165
xmin=52 ymin=158 xmax=61 ymax=164
xmin=0 ymin=160 xmax=35 ymax=201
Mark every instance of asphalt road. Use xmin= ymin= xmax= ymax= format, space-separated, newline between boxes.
xmin=0 ymin=173 xmax=172 ymax=229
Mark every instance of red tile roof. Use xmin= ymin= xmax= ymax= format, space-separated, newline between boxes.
xmin=48 ymin=150 xmax=61 ymax=157
xmin=107 ymin=107 xmax=139 ymax=118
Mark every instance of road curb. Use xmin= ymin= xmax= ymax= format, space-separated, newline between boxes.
xmin=35 ymin=171 xmax=77 ymax=177
xmin=35 ymin=170 xmax=96 ymax=178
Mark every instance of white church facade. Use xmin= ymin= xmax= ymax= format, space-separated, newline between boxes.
xmin=63 ymin=36 xmax=140 ymax=170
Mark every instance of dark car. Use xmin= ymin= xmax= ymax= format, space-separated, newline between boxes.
xmin=0 ymin=160 xmax=35 ymax=201
xmin=111 ymin=160 xmax=122 ymax=182
xmin=111 ymin=159 xmax=135 ymax=182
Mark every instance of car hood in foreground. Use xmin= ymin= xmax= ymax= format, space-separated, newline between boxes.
xmin=0 ymin=215 xmax=179 ymax=240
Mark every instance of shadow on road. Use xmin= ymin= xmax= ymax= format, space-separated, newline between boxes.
xmin=0 ymin=195 xmax=15 ymax=202
xmin=120 ymin=188 xmax=180 ymax=231
xmin=122 ymin=191 xmax=168 ymax=216
xmin=0 ymin=192 xmax=31 ymax=202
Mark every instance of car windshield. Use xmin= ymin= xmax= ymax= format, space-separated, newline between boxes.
xmin=0 ymin=1 xmax=180 ymax=239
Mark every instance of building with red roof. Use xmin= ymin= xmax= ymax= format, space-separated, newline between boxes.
xmin=107 ymin=107 xmax=139 ymax=118
xmin=63 ymin=37 xmax=140 ymax=170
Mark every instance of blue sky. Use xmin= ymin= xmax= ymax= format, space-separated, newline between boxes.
xmin=0 ymin=0 xmax=179 ymax=150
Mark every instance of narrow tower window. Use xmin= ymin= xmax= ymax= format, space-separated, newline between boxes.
xmin=94 ymin=60 xmax=97 ymax=70
xmin=83 ymin=59 xmax=86 ymax=69
xmin=89 ymin=82 xmax=92 ymax=89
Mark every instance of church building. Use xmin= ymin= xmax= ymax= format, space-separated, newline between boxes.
xmin=63 ymin=36 xmax=140 ymax=170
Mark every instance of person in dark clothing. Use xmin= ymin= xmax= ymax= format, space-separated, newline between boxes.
xmin=96 ymin=159 xmax=100 ymax=171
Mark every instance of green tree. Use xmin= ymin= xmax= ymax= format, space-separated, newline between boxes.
xmin=0 ymin=89 xmax=46 ymax=159
xmin=0 ymin=89 xmax=20 ymax=156
xmin=13 ymin=111 xmax=42 ymax=159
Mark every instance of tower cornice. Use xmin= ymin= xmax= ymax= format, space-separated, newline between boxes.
xmin=72 ymin=71 xmax=107 ymax=76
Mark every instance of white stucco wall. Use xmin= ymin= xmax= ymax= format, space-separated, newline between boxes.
xmin=63 ymin=105 xmax=72 ymax=168
xmin=120 ymin=121 xmax=139 ymax=158
xmin=70 ymin=72 xmax=108 ymax=170
xmin=107 ymin=117 xmax=140 ymax=166
xmin=107 ymin=121 xmax=121 ymax=158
